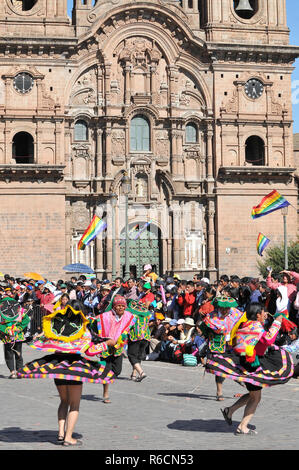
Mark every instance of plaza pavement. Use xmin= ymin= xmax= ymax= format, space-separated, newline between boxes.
xmin=0 ymin=345 xmax=298 ymax=451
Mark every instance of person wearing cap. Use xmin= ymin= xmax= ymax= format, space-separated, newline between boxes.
xmin=200 ymin=296 xmax=245 ymax=401
xmin=83 ymin=285 xmax=99 ymax=317
xmin=93 ymin=295 xmax=135 ymax=403
xmin=54 ymin=283 xmax=68 ymax=303
xmin=146 ymin=312 xmax=167 ymax=360
xmin=168 ymin=317 xmax=195 ymax=346
xmin=139 ymin=282 xmax=155 ymax=309
xmin=160 ymin=317 xmax=196 ymax=363
xmin=95 ymin=285 xmax=111 ymax=313
xmin=142 ymin=264 xmax=158 ymax=286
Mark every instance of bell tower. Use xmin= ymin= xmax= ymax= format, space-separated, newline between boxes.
xmin=202 ymin=0 xmax=289 ymax=45
xmin=202 ymin=0 xmax=298 ymax=276
xmin=0 ymin=0 xmax=71 ymax=37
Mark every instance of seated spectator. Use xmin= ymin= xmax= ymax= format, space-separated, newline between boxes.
xmin=146 ymin=312 xmax=166 ymax=360
xmin=184 ymin=322 xmax=207 ymax=366
xmin=139 ymin=282 xmax=155 ymax=308
xmin=168 ymin=318 xmax=195 ymax=346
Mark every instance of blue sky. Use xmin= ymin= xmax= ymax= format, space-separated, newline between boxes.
xmin=66 ymin=0 xmax=299 ymax=132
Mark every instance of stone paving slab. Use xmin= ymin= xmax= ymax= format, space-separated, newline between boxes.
xmin=0 ymin=345 xmax=298 ymax=451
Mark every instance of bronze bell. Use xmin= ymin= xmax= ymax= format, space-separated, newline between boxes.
xmin=235 ymin=0 xmax=253 ymax=12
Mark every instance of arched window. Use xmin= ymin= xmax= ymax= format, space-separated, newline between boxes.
xmin=130 ymin=115 xmax=150 ymax=152
xmin=12 ymin=132 xmax=34 ymax=164
xmin=186 ymin=122 xmax=198 ymax=143
xmin=74 ymin=120 xmax=88 ymax=141
xmin=245 ymin=136 xmax=265 ymax=166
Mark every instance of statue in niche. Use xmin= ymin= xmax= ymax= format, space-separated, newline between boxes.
xmin=135 ymin=177 xmax=147 ymax=198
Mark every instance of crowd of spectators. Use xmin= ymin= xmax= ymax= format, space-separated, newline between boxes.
xmin=0 ymin=265 xmax=298 ymax=372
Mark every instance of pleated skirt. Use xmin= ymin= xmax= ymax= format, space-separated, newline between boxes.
xmin=16 ymin=353 xmax=115 ymax=385
xmin=205 ymin=345 xmax=294 ymax=389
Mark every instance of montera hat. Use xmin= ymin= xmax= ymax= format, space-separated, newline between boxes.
xmin=211 ymin=296 xmax=238 ymax=308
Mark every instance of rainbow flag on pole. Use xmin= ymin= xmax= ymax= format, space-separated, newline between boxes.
xmin=78 ymin=215 xmax=107 ymax=251
xmin=251 ymin=190 xmax=290 ymax=219
xmin=119 ymin=224 xmax=140 ymax=246
xmin=133 ymin=221 xmax=152 ymax=241
xmin=257 ymin=233 xmax=270 ymax=257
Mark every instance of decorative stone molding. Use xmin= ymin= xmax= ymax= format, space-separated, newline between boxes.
xmin=0 ymin=164 xmax=65 ymax=183
xmin=217 ymin=166 xmax=295 ymax=185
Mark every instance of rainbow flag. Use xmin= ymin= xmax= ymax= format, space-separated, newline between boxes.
xmin=78 ymin=215 xmax=107 ymax=251
xmin=257 ymin=233 xmax=270 ymax=257
xmin=133 ymin=221 xmax=152 ymax=240
xmin=251 ymin=190 xmax=290 ymax=219
xmin=119 ymin=224 xmax=140 ymax=246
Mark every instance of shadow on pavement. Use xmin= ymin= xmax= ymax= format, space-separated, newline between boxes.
xmin=167 ymin=419 xmax=235 ymax=433
xmin=158 ymin=392 xmax=221 ymax=401
xmin=0 ymin=427 xmax=82 ymax=444
xmin=81 ymin=394 xmax=102 ymax=402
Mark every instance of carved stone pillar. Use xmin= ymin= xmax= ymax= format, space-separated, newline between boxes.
xmin=4 ymin=125 xmax=10 ymax=164
xmin=35 ymin=121 xmax=42 ymax=164
xmin=171 ymin=124 xmax=178 ymax=176
xmin=65 ymin=203 xmax=72 ymax=266
xmin=105 ymin=125 xmax=112 ymax=178
xmin=172 ymin=201 xmax=181 ymax=270
xmin=206 ymin=123 xmax=214 ymax=180
xmin=124 ymin=64 xmax=131 ymax=105
xmin=207 ymin=199 xmax=216 ymax=272
xmin=96 ymin=128 xmax=103 ymax=178
xmin=55 ymin=120 xmax=63 ymax=165
xmin=104 ymin=62 xmax=112 ymax=107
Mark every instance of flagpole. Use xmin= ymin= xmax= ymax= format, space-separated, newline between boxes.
xmin=281 ymin=207 xmax=288 ymax=270
xmin=122 ymin=173 xmax=131 ymax=280
xmin=110 ymin=193 xmax=118 ymax=280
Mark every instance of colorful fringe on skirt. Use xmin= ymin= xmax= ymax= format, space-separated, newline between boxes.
xmin=16 ymin=353 xmax=115 ymax=385
xmin=205 ymin=345 xmax=294 ymax=389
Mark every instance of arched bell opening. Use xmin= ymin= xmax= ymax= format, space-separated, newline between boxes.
xmin=245 ymin=136 xmax=265 ymax=166
xmin=12 ymin=132 xmax=34 ymax=164
xmin=233 ymin=0 xmax=259 ymax=20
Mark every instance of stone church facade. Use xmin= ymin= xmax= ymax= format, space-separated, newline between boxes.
xmin=0 ymin=0 xmax=297 ymax=280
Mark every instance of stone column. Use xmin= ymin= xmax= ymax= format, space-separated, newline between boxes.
xmin=4 ymin=124 xmax=10 ymax=164
xmin=104 ymin=62 xmax=112 ymax=107
xmin=65 ymin=124 xmax=72 ymax=177
xmin=172 ymin=201 xmax=181 ymax=270
xmin=171 ymin=125 xmax=178 ymax=176
xmin=104 ymin=124 xmax=112 ymax=177
xmin=96 ymin=128 xmax=103 ymax=178
xmin=65 ymin=203 xmax=72 ymax=266
xmin=124 ymin=64 xmax=131 ymax=105
xmin=35 ymin=121 xmax=42 ymax=164
xmin=55 ymin=120 xmax=63 ymax=165
xmin=207 ymin=199 xmax=216 ymax=273
xmin=206 ymin=123 xmax=214 ymax=180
